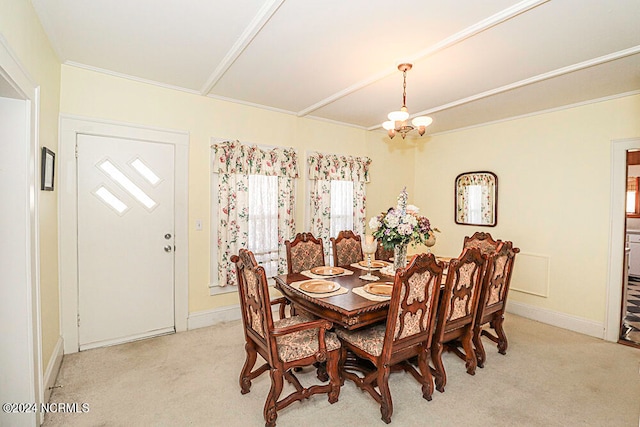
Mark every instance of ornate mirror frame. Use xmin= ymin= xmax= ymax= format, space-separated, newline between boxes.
xmin=455 ymin=171 xmax=498 ymax=227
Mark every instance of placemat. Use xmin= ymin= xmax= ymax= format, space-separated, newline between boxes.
xmin=301 ymin=269 xmax=354 ymax=279
xmin=290 ymin=280 xmax=350 ymax=298
xmin=352 ymin=286 xmax=391 ymax=302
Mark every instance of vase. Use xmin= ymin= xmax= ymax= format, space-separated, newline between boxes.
xmin=394 ymin=244 xmax=408 ymax=271
xmin=425 ymin=233 xmax=436 ymax=253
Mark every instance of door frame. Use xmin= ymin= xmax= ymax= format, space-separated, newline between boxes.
xmin=605 ymin=137 xmax=640 ymax=342
xmin=0 ymin=36 xmax=42 ymax=425
xmin=59 ymin=116 xmax=189 ymax=354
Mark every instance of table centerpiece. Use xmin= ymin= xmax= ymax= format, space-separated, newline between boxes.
xmin=369 ymin=187 xmax=439 ymax=274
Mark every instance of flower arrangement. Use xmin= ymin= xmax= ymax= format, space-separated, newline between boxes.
xmin=369 ymin=188 xmax=439 ymax=251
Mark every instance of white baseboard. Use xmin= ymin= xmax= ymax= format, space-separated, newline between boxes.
xmin=188 ymin=304 xmax=242 ymax=330
xmin=507 ymin=300 xmax=604 ymax=339
xmin=43 ymin=336 xmax=64 ymax=403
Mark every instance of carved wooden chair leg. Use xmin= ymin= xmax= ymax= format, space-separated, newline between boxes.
xmin=493 ymin=315 xmax=508 ymax=354
xmin=264 ymin=368 xmax=284 ymax=427
xmin=461 ymin=329 xmax=477 ymax=375
xmin=378 ymin=365 xmax=393 ymax=424
xmin=326 ymin=350 xmax=341 ymax=404
xmin=240 ymin=341 xmax=258 ymax=394
xmin=431 ymin=342 xmax=447 ymax=392
xmin=417 ymin=349 xmax=434 ymax=401
xmin=473 ymin=326 xmax=487 ymax=369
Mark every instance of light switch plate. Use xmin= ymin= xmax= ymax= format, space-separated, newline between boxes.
xmin=195 ymin=219 xmax=202 ymax=231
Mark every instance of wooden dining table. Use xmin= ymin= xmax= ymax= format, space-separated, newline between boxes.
xmin=273 ymin=265 xmax=393 ymax=330
xmin=274 ymin=256 xmax=452 ymax=331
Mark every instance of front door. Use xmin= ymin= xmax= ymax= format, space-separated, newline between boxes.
xmin=77 ymin=134 xmax=175 ymax=350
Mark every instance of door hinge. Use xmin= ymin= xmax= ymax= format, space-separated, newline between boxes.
xmin=77 ymin=313 xmax=80 ymax=327
xmin=75 ymin=145 xmax=78 ymax=158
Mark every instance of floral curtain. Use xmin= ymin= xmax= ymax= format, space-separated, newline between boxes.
xmin=308 ymin=152 xmax=371 ymax=258
xmin=213 ymin=140 xmax=298 ymax=286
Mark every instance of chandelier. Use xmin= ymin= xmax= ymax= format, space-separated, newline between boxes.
xmin=382 ymin=63 xmax=433 ymax=139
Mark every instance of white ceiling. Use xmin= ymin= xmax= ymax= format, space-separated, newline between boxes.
xmin=32 ymin=0 xmax=640 ymax=135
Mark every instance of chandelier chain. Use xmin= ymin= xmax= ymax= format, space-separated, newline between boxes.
xmin=402 ymin=70 xmax=407 ymax=108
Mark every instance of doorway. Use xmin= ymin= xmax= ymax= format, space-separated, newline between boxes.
xmin=621 ymin=150 xmax=640 ymax=346
xmin=59 ymin=117 xmax=189 ymax=354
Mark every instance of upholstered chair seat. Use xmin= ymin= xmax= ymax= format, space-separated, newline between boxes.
xmin=335 ymin=323 xmax=386 ymax=357
xmin=274 ymin=316 xmax=341 ymax=362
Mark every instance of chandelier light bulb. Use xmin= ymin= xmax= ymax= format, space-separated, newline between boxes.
xmin=388 ymin=110 xmax=409 ymax=122
xmin=382 ymin=121 xmax=395 ymax=130
xmin=411 ymin=116 xmax=433 ymax=128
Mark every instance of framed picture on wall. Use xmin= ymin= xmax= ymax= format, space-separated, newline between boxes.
xmin=41 ymin=147 xmax=55 ymax=191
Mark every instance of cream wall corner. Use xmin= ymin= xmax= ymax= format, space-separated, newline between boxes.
xmin=413 ymin=94 xmax=640 ymax=330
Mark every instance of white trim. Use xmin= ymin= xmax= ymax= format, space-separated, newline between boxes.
xmin=200 ymin=0 xmax=286 ymax=94
xmin=605 ymin=137 xmax=640 ymax=342
xmin=507 ymin=300 xmax=604 ymax=339
xmin=43 ymin=336 xmax=64 ymax=404
xmin=299 ymin=0 xmax=550 ymax=117
xmin=427 ymin=90 xmax=640 ymax=137
xmin=79 ymin=327 xmax=174 ymax=351
xmin=0 ymin=33 xmax=43 ymax=426
xmin=188 ymin=305 xmax=242 ymax=330
xmin=206 ymin=92 xmax=298 ymax=116
xmin=59 ymin=116 xmax=189 ymax=354
xmin=64 ymin=61 xmax=201 ymax=95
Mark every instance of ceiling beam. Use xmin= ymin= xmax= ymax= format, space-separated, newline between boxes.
xmin=199 ymin=0 xmax=286 ymax=95
xmin=366 ymin=44 xmax=640 ymax=131
xmin=296 ymin=0 xmax=550 ymax=118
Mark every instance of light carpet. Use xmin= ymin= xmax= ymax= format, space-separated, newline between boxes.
xmin=43 ymin=314 xmax=640 ymax=426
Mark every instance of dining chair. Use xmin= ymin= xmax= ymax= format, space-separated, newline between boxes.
xmin=232 ymin=249 xmax=341 ymax=427
xmin=336 ymin=253 xmax=444 ymax=424
xmin=330 ymin=230 xmax=364 ymax=267
xmin=375 ymin=239 xmax=394 ymax=262
xmin=431 ymin=247 xmax=486 ymax=393
xmin=463 ymin=231 xmax=501 ymax=256
xmin=285 ymin=232 xmax=325 ymax=274
xmin=473 ymin=241 xmax=520 ymax=368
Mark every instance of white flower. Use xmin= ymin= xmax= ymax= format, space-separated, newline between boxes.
xmin=405 ymin=215 xmax=418 ymax=227
xmin=406 ymin=204 xmax=420 ymax=214
xmin=369 ymin=217 xmax=381 ymax=231
xmin=398 ymin=223 xmax=413 ymax=236
xmin=384 ymin=210 xmax=400 ymax=228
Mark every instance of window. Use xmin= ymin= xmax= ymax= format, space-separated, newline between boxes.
xmin=247 ymin=175 xmax=279 ymax=277
xmin=329 ymin=180 xmax=354 ymax=238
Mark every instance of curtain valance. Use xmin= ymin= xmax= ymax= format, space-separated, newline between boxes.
xmin=307 ymin=152 xmax=371 ymax=182
xmin=212 ymin=140 xmax=298 ymax=178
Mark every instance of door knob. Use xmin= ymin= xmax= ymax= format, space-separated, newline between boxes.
xmin=164 ymin=245 xmax=172 ymax=253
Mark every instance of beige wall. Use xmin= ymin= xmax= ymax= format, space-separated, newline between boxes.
xmin=59 ymin=65 xmax=413 ymax=313
xmin=413 ymin=94 xmax=640 ymax=323
xmin=0 ymin=0 xmax=61 ymax=372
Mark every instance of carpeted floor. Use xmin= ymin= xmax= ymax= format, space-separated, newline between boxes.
xmin=623 ymin=278 xmax=640 ymax=345
xmin=43 ymin=314 xmax=640 ymax=427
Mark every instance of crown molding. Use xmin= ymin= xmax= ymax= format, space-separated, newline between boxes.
xmin=64 ymin=61 xmax=202 ymax=95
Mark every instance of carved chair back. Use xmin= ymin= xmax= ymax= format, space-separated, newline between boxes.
xmin=463 ymin=231 xmax=501 ymax=256
xmin=330 ymin=230 xmax=364 ymax=267
xmin=233 ymin=248 xmax=276 ymax=362
xmin=473 ymin=241 xmax=520 ymax=367
xmin=382 ymin=253 xmax=444 ymax=361
xmin=431 ymin=247 xmax=487 ymax=392
xmin=285 ymin=232 xmax=325 ymax=274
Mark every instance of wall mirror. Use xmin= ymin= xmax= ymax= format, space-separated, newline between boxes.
xmin=455 ymin=171 xmax=497 ymax=227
